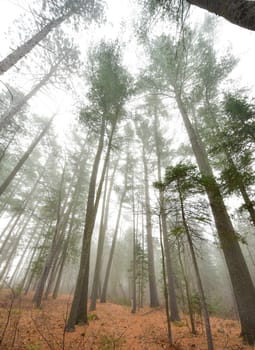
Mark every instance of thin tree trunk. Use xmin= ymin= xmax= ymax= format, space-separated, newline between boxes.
xmin=177 ymin=241 xmax=196 ymax=334
xmin=9 ymin=219 xmax=41 ymax=286
xmin=52 ymin=241 xmax=68 ymax=299
xmin=20 ymin=222 xmax=46 ymax=291
xmin=23 ymin=224 xmax=52 ymax=294
xmin=153 ymin=110 xmax=179 ymax=320
xmin=0 ymin=206 xmax=36 ymax=281
xmin=0 ymin=116 xmax=53 ymax=196
xmin=66 ymin=118 xmax=107 ymax=331
xmin=73 ymin=121 xmax=117 ymax=326
xmin=0 ymin=130 xmax=18 ymax=163
xmin=44 ymin=256 xmax=60 ymax=299
xmin=0 ymin=166 xmax=45 ymax=256
xmin=33 ymin=163 xmax=71 ymax=307
xmin=0 ymin=176 xmax=23 ymax=218
xmin=0 ymin=64 xmax=59 ymax=131
xmin=178 ymin=181 xmax=213 ymax=350
xmin=131 ymin=173 xmax=137 ymax=314
xmin=100 ymin=183 xmax=127 ymax=303
xmin=90 ymin=159 xmax=118 ymax=310
xmin=0 ymin=12 xmax=72 ymax=75
xmin=176 ymin=93 xmax=255 ymax=344
xmin=142 ymin=145 xmax=160 ymax=307
xmin=159 ymin=216 xmax=173 ymax=345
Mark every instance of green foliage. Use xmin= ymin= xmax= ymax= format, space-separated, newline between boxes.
xmin=164 ymin=162 xmax=204 ymax=197
xmin=171 ymin=225 xmax=185 ymax=238
xmin=80 ymin=41 xmax=132 ymax=133
xmin=88 ymin=313 xmax=99 ymax=321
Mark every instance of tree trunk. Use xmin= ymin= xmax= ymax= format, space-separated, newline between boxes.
xmin=23 ymin=224 xmax=52 ymax=294
xmin=153 ymin=111 xmax=179 ymax=320
xmin=52 ymin=177 xmax=82 ymax=299
xmin=159 ymin=216 xmax=173 ymax=345
xmin=176 ymin=93 xmax=255 ymax=344
xmin=187 ymin=0 xmax=255 ymax=31
xmin=178 ymin=182 xmax=213 ymax=350
xmin=142 ymin=145 xmax=160 ymax=307
xmin=100 ymin=184 xmax=127 ymax=303
xmin=0 ymin=117 xmax=53 ymax=196
xmin=20 ymin=222 xmax=46 ymax=291
xmin=90 ymin=159 xmax=118 ymax=310
xmin=74 ymin=122 xmax=116 ymax=326
xmin=0 ymin=12 xmax=71 ymax=75
xmin=0 ymin=205 xmax=36 ymax=281
xmin=44 ymin=256 xmax=60 ymax=299
xmin=177 ymin=241 xmax=196 ymax=334
xmin=66 ymin=118 xmax=107 ymax=331
xmin=0 ymin=168 xmax=44 ymax=256
xmin=0 ymin=64 xmax=59 ymax=131
xmin=131 ymin=173 xmax=137 ymax=314
xmin=9 ymin=219 xmax=41 ymax=286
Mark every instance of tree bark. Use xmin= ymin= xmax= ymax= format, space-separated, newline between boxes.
xmin=176 ymin=93 xmax=255 ymax=344
xmin=90 ymin=159 xmax=118 ymax=310
xmin=187 ymin=0 xmax=255 ymax=31
xmin=177 ymin=241 xmax=196 ymax=334
xmin=142 ymin=145 xmax=160 ymax=307
xmin=159 ymin=216 xmax=173 ymax=345
xmin=0 ymin=12 xmax=71 ymax=75
xmin=153 ymin=110 xmax=179 ymax=320
xmin=66 ymin=118 xmax=106 ymax=331
xmin=74 ymin=121 xmax=117 ymax=325
xmin=100 ymin=175 xmax=127 ymax=303
xmin=131 ymin=173 xmax=137 ymax=314
xmin=178 ymin=181 xmax=214 ymax=350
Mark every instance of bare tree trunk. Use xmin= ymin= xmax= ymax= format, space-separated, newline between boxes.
xmin=66 ymin=119 xmax=107 ymax=331
xmin=90 ymin=159 xmax=118 ymax=310
xmin=131 ymin=173 xmax=137 ymax=314
xmin=0 ymin=177 xmax=23 ymax=218
xmin=0 ymin=116 xmax=53 ymax=196
xmin=153 ymin=110 xmax=179 ymax=320
xmin=44 ymin=256 xmax=60 ymax=299
xmin=100 ymin=181 xmax=127 ymax=303
xmin=177 ymin=241 xmax=196 ymax=334
xmin=142 ymin=145 xmax=160 ymax=307
xmin=0 ymin=64 xmax=59 ymax=131
xmin=74 ymin=122 xmax=117 ymax=325
xmin=9 ymin=219 xmax=41 ymax=286
xmin=23 ymin=224 xmax=52 ymax=294
xmin=176 ymin=93 xmax=255 ymax=344
xmin=187 ymin=0 xmax=255 ymax=31
xmin=0 ymin=12 xmax=71 ymax=75
xmin=0 ymin=206 xmax=36 ymax=282
xmin=0 ymin=130 xmax=18 ymax=163
xmin=178 ymin=183 xmax=214 ymax=350
xmin=159 ymin=216 xmax=173 ymax=345
xmin=20 ymin=222 xmax=46 ymax=291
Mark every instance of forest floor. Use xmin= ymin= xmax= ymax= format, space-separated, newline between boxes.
xmin=0 ymin=291 xmax=254 ymax=350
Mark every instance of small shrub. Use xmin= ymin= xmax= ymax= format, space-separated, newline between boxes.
xmin=99 ymin=333 xmax=126 ymax=349
xmin=88 ymin=313 xmax=99 ymax=321
xmin=25 ymin=342 xmax=42 ymax=350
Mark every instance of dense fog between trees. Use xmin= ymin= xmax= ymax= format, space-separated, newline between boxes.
xmin=0 ymin=1 xmax=255 ymax=349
